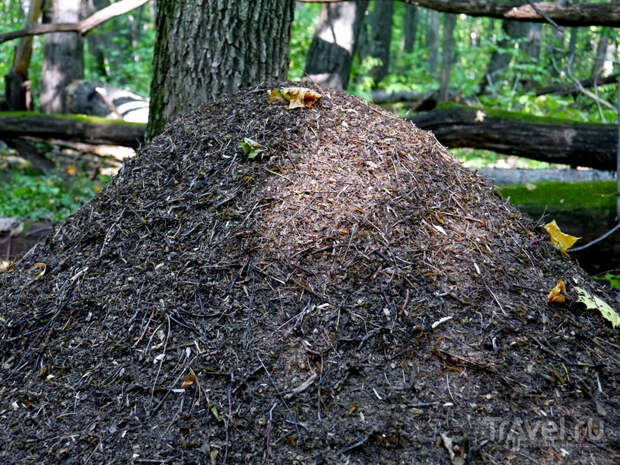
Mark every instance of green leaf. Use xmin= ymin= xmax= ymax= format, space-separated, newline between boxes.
xmin=574 ymin=287 xmax=619 ymax=329
xmin=239 ymin=138 xmax=265 ymax=159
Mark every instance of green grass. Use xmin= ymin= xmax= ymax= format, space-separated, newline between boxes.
xmin=497 ymin=180 xmax=617 ymax=210
xmin=0 ymin=167 xmax=107 ymax=222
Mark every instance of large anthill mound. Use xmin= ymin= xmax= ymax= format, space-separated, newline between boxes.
xmin=1 ymin=83 xmax=618 ymax=465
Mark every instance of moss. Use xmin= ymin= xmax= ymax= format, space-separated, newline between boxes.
xmin=497 ymin=180 xmax=617 ymax=210
xmin=1 ymin=111 xmax=145 ymax=127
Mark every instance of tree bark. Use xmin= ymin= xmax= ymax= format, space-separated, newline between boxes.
xmin=300 ymin=1 xmax=620 ymax=27
xmin=479 ymin=20 xmax=525 ymax=93
xmin=147 ymin=0 xmax=295 ymax=138
xmin=439 ymin=13 xmax=456 ymax=102
xmin=5 ymin=0 xmax=43 ymax=111
xmin=83 ymin=0 xmax=110 ymax=79
xmin=40 ymin=0 xmax=84 ymax=113
xmin=591 ymin=29 xmax=609 ymax=80
xmin=0 ymin=112 xmax=145 ymax=147
xmin=427 ymin=10 xmax=439 ymax=76
xmin=367 ymin=0 xmax=393 ymax=85
xmin=409 ymin=105 xmax=617 ymax=170
xmin=401 ymin=3 xmax=417 ymax=53
xmin=303 ymin=1 xmax=368 ymax=90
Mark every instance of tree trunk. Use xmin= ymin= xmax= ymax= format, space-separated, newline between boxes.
xmin=367 ymin=0 xmax=393 ymax=85
xmin=479 ymin=20 xmax=525 ymax=93
xmin=5 ymin=0 xmax=43 ymax=111
xmin=0 ymin=111 xmax=145 ymax=147
xmin=523 ymin=23 xmax=541 ymax=59
xmin=400 ymin=3 xmax=416 ymax=53
xmin=303 ymin=1 xmax=369 ymax=90
xmin=427 ymin=9 xmax=440 ymax=76
xmin=592 ymin=29 xmax=609 ymax=79
xmin=147 ymin=0 xmax=295 ymax=138
xmin=83 ymin=0 xmax=110 ymax=79
xmin=439 ymin=13 xmax=456 ymax=102
xmin=409 ymin=105 xmax=617 ymax=170
xmin=40 ymin=0 xmax=84 ymax=113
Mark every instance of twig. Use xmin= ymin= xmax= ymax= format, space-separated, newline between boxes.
xmin=568 ymin=222 xmax=620 ymax=252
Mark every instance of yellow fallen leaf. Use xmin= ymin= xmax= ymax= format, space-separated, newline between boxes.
xmin=547 ymin=279 xmax=566 ymax=303
xmin=574 ymin=287 xmax=619 ymax=328
xmin=544 ymin=220 xmax=580 ymax=255
xmin=66 ymin=164 xmax=76 ymax=176
xmin=269 ymin=87 xmax=321 ymax=109
xmin=0 ymin=260 xmax=15 ymax=273
xmin=268 ymin=88 xmax=286 ymax=104
xmin=180 ymin=373 xmax=197 ymax=389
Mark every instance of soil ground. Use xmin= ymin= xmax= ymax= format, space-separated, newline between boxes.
xmin=0 ymin=83 xmax=618 ymax=464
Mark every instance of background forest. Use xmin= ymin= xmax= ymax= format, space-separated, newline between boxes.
xmin=0 ymin=0 xmax=619 ymax=279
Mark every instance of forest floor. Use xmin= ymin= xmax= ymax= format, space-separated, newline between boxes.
xmin=0 ymin=82 xmax=618 ymax=465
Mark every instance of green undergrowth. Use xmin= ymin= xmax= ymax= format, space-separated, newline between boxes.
xmin=497 ymin=180 xmax=617 ymax=210
xmin=0 ymin=166 xmax=108 ymax=222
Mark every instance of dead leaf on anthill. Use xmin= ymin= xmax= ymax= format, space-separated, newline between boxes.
xmin=181 ymin=373 xmax=197 ymax=389
xmin=31 ymin=263 xmax=47 ymax=280
xmin=547 ymin=279 xmax=567 ymax=304
xmin=0 ymin=260 xmax=15 ymax=274
xmin=575 ymin=287 xmax=619 ymax=328
xmin=543 ymin=220 xmax=580 ymax=255
xmin=269 ymin=87 xmax=321 ymax=109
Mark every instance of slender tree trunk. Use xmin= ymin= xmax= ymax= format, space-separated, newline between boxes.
xmin=40 ymin=0 xmax=84 ymax=113
xmin=592 ymin=30 xmax=609 ymax=79
xmin=5 ymin=0 xmax=43 ymax=110
xmin=479 ymin=20 xmax=526 ymax=93
xmin=401 ymin=3 xmax=416 ymax=53
xmin=83 ymin=0 xmax=110 ymax=79
xmin=523 ymin=23 xmax=542 ymax=59
xmin=303 ymin=1 xmax=369 ymax=90
xmin=147 ymin=0 xmax=295 ymax=138
xmin=439 ymin=13 xmax=456 ymax=102
xmin=427 ymin=9 xmax=440 ymax=76
xmin=367 ymin=0 xmax=393 ymax=85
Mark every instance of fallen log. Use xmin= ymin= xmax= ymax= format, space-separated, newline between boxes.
xmin=0 ymin=111 xmax=145 ymax=148
xmin=409 ymin=105 xmax=617 ymax=171
xmin=535 ymin=73 xmax=619 ymax=96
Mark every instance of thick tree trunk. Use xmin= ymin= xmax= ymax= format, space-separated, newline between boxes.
xmin=439 ymin=13 xmax=456 ymax=102
xmin=40 ymin=0 xmax=84 ymax=113
xmin=147 ymin=0 xmax=295 ymax=138
xmin=303 ymin=1 xmax=369 ymax=90
xmin=409 ymin=105 xmax=617 ymax=170
xmin=0 ymin=112 xmax=145 ymax=147
xmin=367 ymin=0 xmax=393 ymax=85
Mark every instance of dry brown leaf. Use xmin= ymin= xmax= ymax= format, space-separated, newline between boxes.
xmin=269 ymin=87 xmax=321 ymax=109
xmin=181 ymin=373 xmax=197 ymax=389
xmin=547 ymin=279 xmax=567 ymax=304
